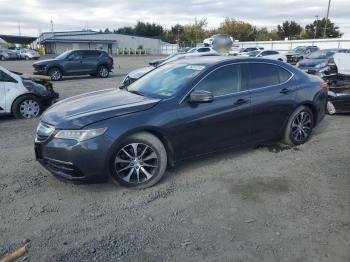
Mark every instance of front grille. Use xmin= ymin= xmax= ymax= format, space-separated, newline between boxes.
xmin=35 ymin=122 xmax=55 ymax=142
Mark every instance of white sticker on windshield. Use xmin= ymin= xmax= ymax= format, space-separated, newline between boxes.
xmin=186 ymin=65 xmax=205 ymax=71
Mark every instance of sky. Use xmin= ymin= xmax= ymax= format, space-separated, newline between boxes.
xmin=0 ymin=0 xmax=349 ymax=37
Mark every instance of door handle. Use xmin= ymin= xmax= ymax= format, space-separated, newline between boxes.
xmin=233 ymin=98 xmax=249 ymax=106
xmin=280 ymin=88 xmax=290 ymax=94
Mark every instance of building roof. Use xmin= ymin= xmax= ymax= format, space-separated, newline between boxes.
xmin=40 ymin=38 xmax=116 ymax=44
xmin=0 ymin=35 xmax=37 ymax=45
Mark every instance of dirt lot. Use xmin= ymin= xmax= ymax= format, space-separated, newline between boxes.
xmin=0 ymin=57 xmax=349 ymax=262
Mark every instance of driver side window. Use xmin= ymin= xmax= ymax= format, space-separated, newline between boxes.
xmin=68 ymin=51 xmax=83 ymax=60
xmin=195 ymin=64 xmax=242 ymax=96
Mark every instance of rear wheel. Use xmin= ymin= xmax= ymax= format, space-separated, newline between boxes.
xmin=97 ymin=65 xmax=109 ymax=78
xmin=48 ymin=67 xmax=62 ymax=81
xmin=12 ymin=95 xmax=42 ymax=119
xmin=110 ymin=132 xmax=167 ymax=189
xmin=0 ymin=55 xmax=5 ymax=61
xmin=282 ymin=106 xmax=314 ymax=146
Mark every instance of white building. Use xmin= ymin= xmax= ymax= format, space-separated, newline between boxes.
xmin=36 ymin=30 xmax=164 ymax=55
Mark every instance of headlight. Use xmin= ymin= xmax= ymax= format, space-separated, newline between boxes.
xmin=54 ymin=128 xmax=107 ymax=142
xmin=296 ymin=62 xmax=300 ymax=67
xmin=315 ymin=62 xmax=328 ymax=69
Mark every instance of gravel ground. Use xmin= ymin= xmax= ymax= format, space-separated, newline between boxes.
xmin=0 ymin=57 xmax=349 ymax=262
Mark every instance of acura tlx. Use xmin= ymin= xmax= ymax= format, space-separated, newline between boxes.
xmin=34 ymin=56 xmax=328 ymax=189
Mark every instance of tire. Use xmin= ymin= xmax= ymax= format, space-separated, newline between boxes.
xmin=282 ymin=106 xmax=314 ymax=146
xmin=326 ymin=101 xmax=336 ymax=115
xmin=0 ymin=55 xmax=5 ymax=61
xmin=25 ymin=56 xmax=30 ymax=60
xmin=97 ymin=65 xmax=109 ymax=78
xmin=48 ymin=67 xmax=62 ymax=81
xmin=110 ymin=132 xmax=167 ymax=189
xmin=12 ymin=95 xmax=42 ymax=119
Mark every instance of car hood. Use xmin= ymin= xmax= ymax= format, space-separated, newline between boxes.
xmin=287 ymin=51 xmax=302 ymax=56
xmin=41 ymin=88 xmax=160 ymax=129
xmin=33 ymin=58 xmax=57 ymax=66
xmin=298 ymin=58 xmax=328 ymax=67
xmin=128 ymin=66 xmax=154 ymax=79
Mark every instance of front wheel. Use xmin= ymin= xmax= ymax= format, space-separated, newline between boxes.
xmin=97 ymin=65 xmax=109 ymax=78
xmin=48 ymin=67 xmax=62 ymax=81
xmin=282 ymin=106 xmax=314 ymax=146
xmin=12 ymin=95 xmax=42 ymax=119
xmin=110 ymin=132 xmax=167 ymax=189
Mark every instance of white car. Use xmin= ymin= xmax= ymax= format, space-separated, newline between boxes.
xmin=16 ymin=48 xmax=40 ymax=60
xmin=237 ymin=47 xmax=264 ymax=56
xmin=228 ymin=46 xmax=241 ymax=56
xmin=0 ymin=66 xmax=58 ymax=119
xmin=245 ymin=50 xmax=287 ymax=62
xmin=186 ymin=47 xmax=218 ymax=55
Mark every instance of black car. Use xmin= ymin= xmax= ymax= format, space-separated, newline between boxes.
xmin=34 ymin=57 xmax=328 ymax=188
xmin=286 ymin=46 xmax=319 ymax=64
xmin=296 ymin=49 xmax=349 ymax=75
xmin=33 ymin=50 xmax=114 ymax=81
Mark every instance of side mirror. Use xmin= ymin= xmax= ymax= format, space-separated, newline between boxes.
xmin=189 ymin=90 xmax=214 ymax=103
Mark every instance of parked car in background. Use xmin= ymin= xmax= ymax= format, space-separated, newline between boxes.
xmin=149 ymin=49 xmax=217 ymax=67
xmin=286 ymin=46 xmax=319 ymax=64
xmin=236 ymin=47 xmax=264 ymax=56
xmin=296 ymin=49 xmax=349 ymax=75
xmin=0 ymin=49 xmax=18 ymax=61
xmin=186 ymin=47 xmax=218 ymax=55
xmin=245 ymin=50 xmax=287 ymax=62
xmin=33 ymin=50 xmax=114 ymax=81
xmin=16 ymin=48 xmax=40 ymax=60
xmin=228 ymin=46 xmax=241 ymax=56
xmin=149 ymin=53 xmax=185 ymax=66
xmin=0 ymin=66 xmax=58 ymax=119
xmin=34 ymin=56 xmax=327 ymax=188
xmin=203 ymin=34 xmax=234 ymax=48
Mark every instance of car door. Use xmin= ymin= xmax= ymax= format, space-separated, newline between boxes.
xmin=81 ymin=50 xmax=100 ymax=73
xmin=0 ymin=69 xmax=19 ymax=113
xmin=64 ymin=51 xmax=84 ymax=74
xmin=243 ymin=62 xmax=296 ymax=142
xmin=174 ymin=64 xmax=252 ymax=158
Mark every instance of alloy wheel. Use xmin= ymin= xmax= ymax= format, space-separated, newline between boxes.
xmin=99 ymin=66 xmax=109 ymax=77
xmin=50 ymin=69 xmax=61 ymax=81
xmin=291 ymin=111 xmax=312 ymax=142
xmin=19 ymin=99 xmax=40 ymax=118
xmin=114 ymin=143 xmax=158 ymax=184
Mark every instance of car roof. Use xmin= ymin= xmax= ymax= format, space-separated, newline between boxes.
xmin=168 ymin=56 xmax=284 ymax=67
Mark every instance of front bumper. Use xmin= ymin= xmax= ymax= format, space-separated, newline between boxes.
xmin=33 ymin=65 xmax=48 ymax=75
xmin=34 ymin=133 xmax=112 ymax=183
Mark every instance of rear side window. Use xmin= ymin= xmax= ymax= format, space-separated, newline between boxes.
xmin=83 ymin=50 xmax=100 ymax=59
xmin=244 ymin=63 xmax=290 ymax=89
xmin=195 ymin=64 xmax=241 ymax=96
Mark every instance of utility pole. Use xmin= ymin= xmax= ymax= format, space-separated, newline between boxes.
xmin=314 ymin=15 xmax=319 ymax=39
xmin=50 ymin=20 xmax=54 ymax=35
xmin=323 ymin=0 xmax=331 ymax=38
xmin=18 ymin=19 xmax=21 ymax=36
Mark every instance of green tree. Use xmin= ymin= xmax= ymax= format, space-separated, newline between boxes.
xmin=277 ymin=20 xmax=302 ymax=39
xmin=183 ymin=18 xmax=208 ymax=43
xmin=134 ymin=21 xmax=164 ymax=37
xmin=216 ymin=18 xmax=257 ymax=41
xmin=115 ymin=26 xmax=135 ymax=35
xmin=305 ymin=18 xmax=342 ymax=39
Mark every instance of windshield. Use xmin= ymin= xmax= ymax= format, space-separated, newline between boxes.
xmin=128 ymin=63 xmax=206 ymax=99
xmin=307 ymin=50 xmax=336 ymax=59
xmin=248 ymin=50 xmax=260 ymax=57
xmin=292 ymin=47 xmax=306 ymax=53
xmin=55 ymin=50 xmax=72 ymax=59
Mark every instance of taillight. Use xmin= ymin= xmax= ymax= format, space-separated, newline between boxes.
xmin=320 ymin=82 xmax=329 ymax=91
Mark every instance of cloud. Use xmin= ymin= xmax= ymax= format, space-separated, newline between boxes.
xmin=0 ymin=0 xmax=349 ymax=37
